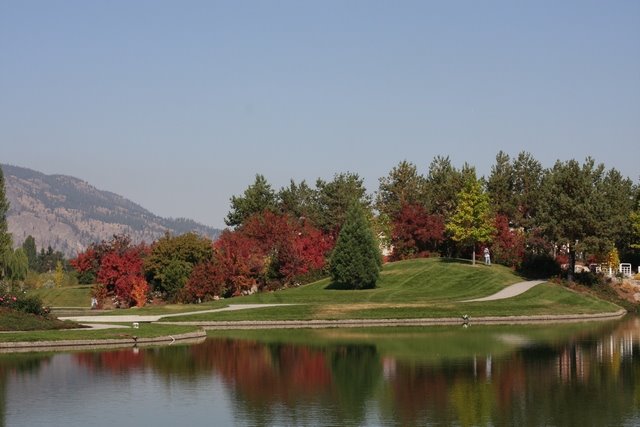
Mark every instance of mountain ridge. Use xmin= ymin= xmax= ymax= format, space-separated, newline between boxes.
xmin=1 ymin=163 xmax=221 ymax=257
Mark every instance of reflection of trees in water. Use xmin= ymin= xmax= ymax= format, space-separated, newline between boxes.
xmin=0 ymin=354 xmax=51 ymax=427
xmin=379 ymin=319 xmax=640 ymax=427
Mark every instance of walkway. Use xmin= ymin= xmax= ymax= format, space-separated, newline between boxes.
xmin=461 ymin=280 xmax=545 ymax=302
xmin=58 ymin=304 xmax=296 ymax=323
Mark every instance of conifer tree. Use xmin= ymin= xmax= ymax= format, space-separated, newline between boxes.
xmin=0 ymin=167 xmax=12 ymax=280
xmin=329 ymin=203 xmax=381 ymax=289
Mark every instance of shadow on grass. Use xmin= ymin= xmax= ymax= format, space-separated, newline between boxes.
xmin=324 ymin=281 xmax=376 ymax=290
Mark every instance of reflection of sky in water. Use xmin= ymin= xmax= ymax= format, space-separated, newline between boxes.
xmin=3 ymin=318 xmax=640 ymax=427
xmin=5 ymin=354 xmax=234 ymax=427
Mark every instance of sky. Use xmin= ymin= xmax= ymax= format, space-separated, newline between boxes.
xmin=1 ymin=1 xmax=639 ymax=228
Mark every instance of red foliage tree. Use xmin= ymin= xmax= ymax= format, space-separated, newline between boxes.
xmin=210 ymin=230 xmax=265 ymax=297
xmin=182 ymin=259 xmax=225 ymax=302
xmin=241 ymin=211 xmax=333 ymax=286
xmin=96 ymin=244 xmax=149 ymax=307
xmin=391 ymin=204 xmax=445 ymax=261
xmin=491 ymin=214 xmax=526 ymax=268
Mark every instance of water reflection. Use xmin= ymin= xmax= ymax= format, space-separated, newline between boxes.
xmin=3 ymin=318 xmax=640 ymax=426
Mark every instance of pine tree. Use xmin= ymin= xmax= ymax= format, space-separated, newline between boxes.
xmin=446 ymin=178 xmax=495 ymax=265
xmin=0 ymin=166 xmax=12 ymax=280
xmin=329 ymin=203 xmax=381 ymax=289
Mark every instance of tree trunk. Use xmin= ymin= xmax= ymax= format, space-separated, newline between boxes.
xmin=568 ymin=249 xmax=576 ymax=282
xmin=472 ymin=243 xmax=476 ymax=266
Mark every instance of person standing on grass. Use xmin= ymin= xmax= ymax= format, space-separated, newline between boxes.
xmin=484 ymin=247 xmax=491 ymax=266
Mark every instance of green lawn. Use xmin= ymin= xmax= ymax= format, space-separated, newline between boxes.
xmin=0 ymin=323 xmax=201 ymax=342
xmin=28 ymin=285 xmax=92 ymax=307
xmin=163 ymin=258 xmax=621 ymax=321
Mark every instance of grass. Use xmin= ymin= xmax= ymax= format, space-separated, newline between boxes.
xmin=0 ymin=308 xmax=80 ymax=331
xmin=0 ymin=323 xmax=201 ymax=342
xmin=163 ymin=258 xmax=621 ymax=322
xmin=28 ymin=285 xmax=92 ymax=307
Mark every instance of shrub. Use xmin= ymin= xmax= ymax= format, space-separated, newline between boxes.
xmin=573 ymin=271 xmax=601 ymax=287
xmin=519 ymin=253 xmax=561 ymax=279
xmin=0 ymin=293 xmax=49 ymax=316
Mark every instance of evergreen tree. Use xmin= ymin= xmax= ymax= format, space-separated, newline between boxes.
xmin=315 ymin=172 xmax=372 ymax=235
xmin=376 ymin=160 xmax=426 ymax=220
xmin=21 ymin=235 xmax=37 ymax=271
xmin=487 ymin=151 xmax=514 ymax=218
xmin=225 ymin=174 xmax=277 ymax=227
xmin=0 ymin=166 xmax=12 ymax=280
xmin=329 ymin=203 xmax=381 ymax=289
xmin=446 ymin=177 xmax=495 ymax=265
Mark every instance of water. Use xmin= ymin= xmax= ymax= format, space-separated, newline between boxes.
xmin=3 ymin=318 xmax=640 ymax=426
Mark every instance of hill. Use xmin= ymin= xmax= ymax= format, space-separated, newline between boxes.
xmin=1 ymin=163 xmax=221 ymax=256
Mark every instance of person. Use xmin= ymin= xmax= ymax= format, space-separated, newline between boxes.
xmin=483 ymin=247 xmax=491 ymax=266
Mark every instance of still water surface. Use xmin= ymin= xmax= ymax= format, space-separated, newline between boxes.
xmin=3 ymin=318 xmax=640 ymax=427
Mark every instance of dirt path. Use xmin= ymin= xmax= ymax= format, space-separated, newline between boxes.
xmin=461 ymin=280 xmax=545 ymax=302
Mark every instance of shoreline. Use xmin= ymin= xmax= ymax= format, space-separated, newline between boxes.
xmin=0 ymin=309 xmax=626 ymax=352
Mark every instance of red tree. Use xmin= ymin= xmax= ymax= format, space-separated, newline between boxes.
xmin=391 ymin=204 xmax=445 ymax=261
xmin=96 ymin=244 xmax=149 ymax=307
xmin=491 ymin=214 xmax=526 ymax=268
xmin=241 ymin=211 xmax=333 ymax=286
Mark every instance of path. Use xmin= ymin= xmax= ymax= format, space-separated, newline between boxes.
xmin=461 ymin=280 xmax=545 ymax=302
xmin=58 ymin=304 xmax=296 ymax=323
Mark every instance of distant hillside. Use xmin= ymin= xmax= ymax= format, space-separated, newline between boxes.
xmin=2 ymin=164 xmax=221 ymax=257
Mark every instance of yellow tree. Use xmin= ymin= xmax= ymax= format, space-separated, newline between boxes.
xmin=446 ymin=178 xmax=495 ymax=265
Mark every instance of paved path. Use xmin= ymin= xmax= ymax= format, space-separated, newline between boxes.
xmin=58 ymin=304 xmax=296 ymax=323
xmin=461 ymin=280 xmax=545 ymax=302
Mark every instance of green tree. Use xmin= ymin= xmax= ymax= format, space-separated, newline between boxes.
xmin=329 ymin=203 xmax=381 ymax=289
xmin=225 ymin=174 xmax=277 ymax=227
xmin=144 ymin=232 xmax=213 ymax=299
xmin=21 ymin=235 xmax=37 ymax=271
xmin=512 ymin=151 xmax=544 ymax=231
xmin=315 ymin=172 xmax=372 ymax=235
xmin=277 ymin=179 xmax=319 ymax=220
xmin=4 ymin=248 xmax=28 ymax=282
xmin=424 ymin=156 xmax=465 ymax=218
xmin=376 ymin=160 xmax=426 ymax=220
xmin=486 ymin=151 xmax=514 ymax=218
xmin=538 ymin=158 xmax=608 ymax=280
xmin=0 ymin=166 xmax=11 ymax=280
xmin=446 ymin=178 xmax=495 ymax=265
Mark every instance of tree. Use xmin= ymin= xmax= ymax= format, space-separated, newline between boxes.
xmin=0 ymin=166 xmax=11 ymax=280
xmin=225 ymin=174 xmax=277 ymax=227
xmin=424 ymin=156 xmax=466 ymax=218
xmin=491 ymin=214 xmax=525 ymax=268
xmin=4 ymin=248 xmax=28 ymax=282
xmin=277 ymin=179 xmax=319 ymax=220
xmin=240 ymin=210 xmax=333 ymax=287
xmin=54 ymin=260 xmax=64 ymax=288
xmin=390 ymin=203 xmax=445 ymax=260
xmin=21 ymin=235 xmax=37 ymax=271
xmin=446 ymin=178 xmax=495 ymax=265
xmin=144 ymin=232 xmax=214 ymax=300
xmin=486 ymin=151 xmax=514 ymax=218
xmin=511 ymin=151 xmax=544 ymax=231
xmin=538 ymin=158 xmax=606 ymax=280
xmin=97 ymin=245 xmax=148 ymax=307
xmin=329 ymin=203 xmax=382 ymax=289
xmin=315 ymin=172 xmax=372 ymax=236
xmin=376 ymin=161 xmax=426 ymax=220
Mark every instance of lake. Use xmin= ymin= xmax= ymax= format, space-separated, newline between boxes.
xmin=2 ymin=318 xmax=640 ymax=426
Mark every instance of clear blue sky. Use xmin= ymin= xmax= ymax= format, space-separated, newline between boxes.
xmin=1 ymin=1 xmax=638 ymax=228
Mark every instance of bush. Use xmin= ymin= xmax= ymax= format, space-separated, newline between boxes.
xmin=519 ymin=253 xmax=561 ymax=279
xmin=0 ymin=293 xmax=49 ymax=316
xmin=573 ymin=271 xmax=602 ymax=287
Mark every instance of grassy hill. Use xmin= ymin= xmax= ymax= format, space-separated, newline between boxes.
xmin=162 ymin=258 xmax=621 ymax=321
xmin=28 ymin=285 xmax=92 ymax=308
